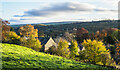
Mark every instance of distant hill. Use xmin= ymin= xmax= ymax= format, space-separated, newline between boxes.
xmin=10 ymin=20 xmax=118 ymax=37
xmin=9 ymin=21 xmax=75 ymax=28
xmin=1 ymin=43 xmax=110 ymax=69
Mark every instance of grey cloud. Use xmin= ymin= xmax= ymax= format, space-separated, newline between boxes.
xmin=9 ymin=19 xmax=20 ymax=22
xmin=15 ymin=2 xmax=95 ymax=17
xmin=14 ymin=2 xmax=117 ymax=17
xmin=95 ymin=9 xmax=117 ymax=12
xmin=20 ymin=18 xmax=32 ymax=20
xmin=14 ymin=15 xmax=23 ymax=17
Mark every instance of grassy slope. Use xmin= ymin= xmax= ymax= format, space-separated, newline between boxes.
xmin=1 ymin=43 xmax=113 ymax=70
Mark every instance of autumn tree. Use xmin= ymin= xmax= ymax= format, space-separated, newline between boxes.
xmin=95 ymin=28 xmax=118 ymax=43
xmin=100 ymin=53 xmax=116 ymax=66
xmin=103 ymin=28 xmax=118 ymax=44
xmin=19 ymin=24 xmax=38 ymax=37
xmin=70 ymin=40 xmax=79 ymax=58
xmin=20 ymin=35 xmax=42 ymax=51
xmin=95 ymin=30 xmax=107 ymax=41
xmin=56 ymin=39 xmax=70 ymax=58
xmin=115 ymin=42 xmax=120 ymax=64
xmin=82 ymin=39 xmax=110 ymax=64
xmin=105 ymin=28 xmax=118 ymax=36
xmin=0 ymin=19 xmax=16 ymax=43
xmin=1 ymin=19 xmax=11 ymax=32
xmin=76 ymin=27 xmax=89 ymax=43
xmin=5 ymin=31 xmax=20 ymax=44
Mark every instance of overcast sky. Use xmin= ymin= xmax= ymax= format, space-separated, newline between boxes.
xmin=1 ymin=0 xmax=119 ymax=24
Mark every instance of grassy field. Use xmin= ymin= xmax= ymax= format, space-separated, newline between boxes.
xmin=1 ymin=43 xmax=115 ymax=70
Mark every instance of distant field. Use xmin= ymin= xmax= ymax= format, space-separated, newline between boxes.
xmin=1 ymin=43 xmax=115 ymax=70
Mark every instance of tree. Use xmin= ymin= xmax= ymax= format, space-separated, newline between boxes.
xmin=79 ymin=50 xmax=88 ymax=62
xmin=56 ymin=39 xmax=70 ymax=58
xmin=1 ymin=19 xmax=11 ymax=42
xmin=105 ymin=28 xmax=118 ymax=36
xmin=70 ymin=40 xmax=79 ymax=58
xmin=115 ymin=42 xmax=120 ymax=64
xmin=82 ymin=39 xmax=109 ymax=64
xmin=1 ymin=19 xmax=19 ymax=44
xmin=111 ymin=30 xmax=120 ymax=42
xmin=89 ymin=32 xmax=95 ymax=40
xmin=2 ymin=25 xmax=11 ymax=32
xmin=19 ymin=24 xmax=38 ymax=37
xmin=10 ymin=27 xmax=15 ymax=31
xmin=63 ymin=32 xmax=74 ymax=42
xmin=100 ymin=53 xmax=116 ymax=66
xmin=38 ymin=30 xmax=45 ymax=37
xmin=95 ymin=28 xmax=118 ymax=41
xmin=95 ymin=30 xmax=107 ymax=41
xmin=2 ymin=31 xmax=20 ymax=44
xmin=104 ymin=36 xmax=115 ymax=44
xmin=76 ymin=27 xmax=89 ymax=43
xmin=20 ymin=35 xmax=42 ymax=51
xmin=2 ymin=25 xmax=15 ymax=43
xmin=100 ymin=54 xmax=110 ymax=66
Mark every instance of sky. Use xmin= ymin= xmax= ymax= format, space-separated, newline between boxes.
xmin=0 ymin=0 xmax=119 ymax=24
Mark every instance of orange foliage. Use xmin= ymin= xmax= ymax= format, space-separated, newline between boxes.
xmin=19 ymin=24 xmax=38 ymax=37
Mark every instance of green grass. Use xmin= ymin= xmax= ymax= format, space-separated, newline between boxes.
xmin=1 ymin=43 xmax=115 ymax=70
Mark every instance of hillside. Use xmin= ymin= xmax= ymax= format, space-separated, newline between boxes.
xmin=1 ymin=43 xmax=114 ymax=70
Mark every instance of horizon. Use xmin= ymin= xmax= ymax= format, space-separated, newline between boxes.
xmin=8 ymin=19 xmax=117 ymax=25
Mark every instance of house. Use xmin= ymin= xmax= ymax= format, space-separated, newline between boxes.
xmin=38 ymin=37 xmax=57 ymax=52
xmin=78 ymin=44 xmax=85 ymax=52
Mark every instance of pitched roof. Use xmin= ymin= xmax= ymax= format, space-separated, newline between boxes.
xmin=78 ymin=44 xmax=84 ymax=50
xmin=38 ymin=37 xmax=50 ymax=45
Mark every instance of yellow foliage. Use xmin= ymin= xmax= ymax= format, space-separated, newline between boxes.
xmin=2 ymin=31 xmax=20 ymax=44
xmin=82 ymin=39 xmax=110 ymax=64
xmin=70 ymin=40 xmax=79 ymax=58
xmin=57 ymin=39 xmax=70 ymax=58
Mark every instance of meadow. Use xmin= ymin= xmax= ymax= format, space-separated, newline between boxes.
xmin=1 ymin=43 xmax=116 ymax=70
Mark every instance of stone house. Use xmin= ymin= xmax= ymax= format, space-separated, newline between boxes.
xmin=38 ymin=37 xmax=57 ymax=52
xmin=78 ymin=44 xmax=85 ymax=52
